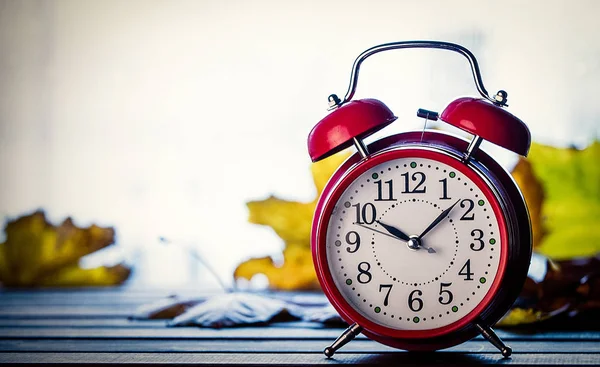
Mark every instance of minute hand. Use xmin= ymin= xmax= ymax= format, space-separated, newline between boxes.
xmin=416 ymin=199 xmax=460 ymax=240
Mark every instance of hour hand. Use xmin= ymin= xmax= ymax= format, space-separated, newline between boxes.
xmin=375 ymin=220 xmax=410 ymax=241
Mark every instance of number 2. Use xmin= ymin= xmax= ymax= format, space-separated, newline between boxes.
xmin=460 ymin=199 xmax=475 ymax=220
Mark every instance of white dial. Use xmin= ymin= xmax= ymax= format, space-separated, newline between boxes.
xmin=326 ymin=156 xmax=503 ymax=331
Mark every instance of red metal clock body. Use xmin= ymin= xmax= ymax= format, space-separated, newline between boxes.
xmin=307 ymin=41 xmax=532 ymax=357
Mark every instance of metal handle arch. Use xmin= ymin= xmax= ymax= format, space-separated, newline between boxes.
xmin=335 ymin=41 xmax=502 ymax=107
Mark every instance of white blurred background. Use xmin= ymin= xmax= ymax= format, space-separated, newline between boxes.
xmin=1 ymin=0 xmax=599 ymax=288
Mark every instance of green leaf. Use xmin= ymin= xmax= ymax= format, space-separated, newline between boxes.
xmin=528 ymin=141 xmax=600 ymax=259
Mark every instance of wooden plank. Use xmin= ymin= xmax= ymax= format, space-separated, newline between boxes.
xmin=0 ymin=326 xmax=344 ymax=339
xmin=0 ymin=339 xmax=390 ymax=354
xmin=0 ymin=296 xmax=157 ymax=306
xmin=0 ymin=291 xmax=328 ymax=310
xmin=0 ymin=288 xmax=203 ymax=297
xmin=0 ymin=318 xmax=168 ymax=328
xmin=1 ymin=352 xmax=599 ymax=365
xmin=1 ymin=316 xmax=599 ymax=344
xmin=0 ymin=289 xmax=598 ymax=366
xmin=0 ymin=306 xmax=135 ymax=318
xmin=0 ymin=320 xmax=323 ymax=329
xmin=0 ymin=339 xmax=598 ymax=354
xmin=0 ymin=290 xmax=324 ymax=304
xmin=0 ymin=326 xmax=598 ymax=341
xmin=0 ymin=290 xmax=209 ymax=306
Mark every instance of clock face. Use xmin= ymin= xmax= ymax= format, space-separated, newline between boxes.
xmin=324 ymin=154 xmax=506 ymax=334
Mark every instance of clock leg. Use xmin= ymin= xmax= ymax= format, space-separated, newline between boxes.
xmin=323 ymin=323 xmax=363 ymax=358
xmin=474 ymin=323 xmax=512 ymax=358
xmin=463 ymin=135 xmax=483 ymax=162
xmin=352 ymin=137 xmax=370 ymax=158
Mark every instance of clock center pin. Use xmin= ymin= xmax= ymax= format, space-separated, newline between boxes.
xmin=407 ymin=236 xmax=421 ymax=250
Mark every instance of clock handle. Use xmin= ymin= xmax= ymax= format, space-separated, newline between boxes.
xmin=329 ymin=41 xmax=506 ymax=109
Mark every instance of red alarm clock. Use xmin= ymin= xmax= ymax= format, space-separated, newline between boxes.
xmin=307 ymin=41 xmax=531 ymax=358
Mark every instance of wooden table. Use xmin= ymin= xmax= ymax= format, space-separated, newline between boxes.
xmin=0 ymin=288 xmax=599 ymax=365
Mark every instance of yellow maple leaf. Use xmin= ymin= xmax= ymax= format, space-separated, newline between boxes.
xmin=0 ymin=210 xmax=130 ymax=287
xmin=496 ymin=307 xmax=551 ymax=327
xmin=234 ymin=244 xmax=319 ymax=290
xmin=511 ymin=158 xmax=545 ymax=248
xmin=35 ymin=263 xmax=131 ymax=287
xmin=246 ymin=197 xmax=315 ymax=245
xmin=235 ymin=151 xmax=350 ymax=290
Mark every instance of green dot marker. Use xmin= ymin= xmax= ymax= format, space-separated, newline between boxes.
xmin=479 ymin=277 xmax=487 ymax=284
xmin=449 ymin=172 xmax=456 ymax=178
xmin=346 ymin=279 xmax=352 ymax=285
xmin=374 ymin=307 xmax=381 ymax=313
xmin=410 ymin=162 xmax=417 ymax=168
xmin=372 ymin=173 xmax=379 ymax=179
xmin=478 ymin=199 xmax=485 ymax=206
xmin=452 ymin=306 xmax=458 ymax=313
xmin=489 ymin=238 xmax=496 ymax=245
xmin=413 ymin=316 xmax=420 ymax=323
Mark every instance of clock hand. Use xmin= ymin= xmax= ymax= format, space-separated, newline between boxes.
xmin=355 ymin=223 xmax=436 ymax=253
xmin=354 ymin=223 xmax=401 ymax=241
xmin=374 ymin=220 xmax=410 ymax=241
xmin=417 ymin=199 xmax=461 ymax=240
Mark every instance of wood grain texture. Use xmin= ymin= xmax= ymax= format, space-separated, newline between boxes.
xmin=1 ymin=352 xmax=600 ymax=365
xmin=0 ymin=289 xmax=598 ymax=365
xmin=0 ymin=306 xmax=135 ymax=318
xmin=0 ymin=325 xmax=598 ymax=341
xmin=0 ymin=318 xmax=169 ymax=328
xmin=0 ymin=339 xmax=599 ymax=354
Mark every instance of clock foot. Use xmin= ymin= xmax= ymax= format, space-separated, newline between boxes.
xmin=475 ymin=323 xmax=512 ymax=358
xmin=323 ymin=323 xmax=363 ymax=358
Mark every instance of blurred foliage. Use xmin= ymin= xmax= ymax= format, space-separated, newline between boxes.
xmin=235 ymin=141 xmax=599 ymax=289
xmin=511 ymin=158 xmax=545 ymax=248
xmin=235 ymin=243 xmax=317 ymax=290
xmin=234 ymin=151 xmax=350 ymax=290
xmin=503 ymin=141 xmax=600 ymax=325
xmin=524 ymin=141 xmax=600 ymax=259
xmin=498 ymin=254 xmax=600 ymax=327
xmin=0 ymin=210 xmax=130 ymax=287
